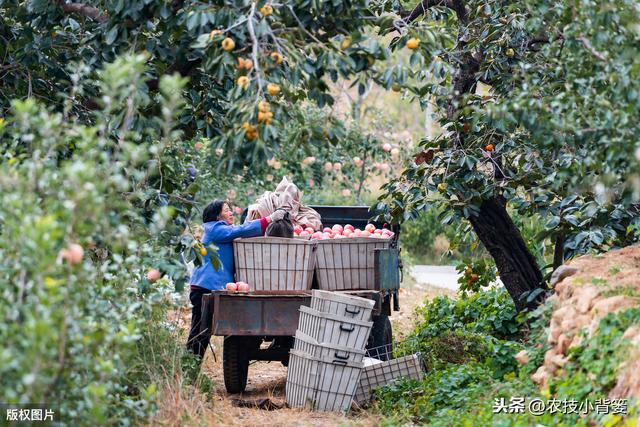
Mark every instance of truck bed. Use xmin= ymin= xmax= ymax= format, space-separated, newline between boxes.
xmin=202 ymin=290 xmax=387 ymax=337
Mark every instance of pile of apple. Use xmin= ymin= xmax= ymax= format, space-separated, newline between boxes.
xmin=293 ymin=223 xmax=394 ymax=240
xmin=225 ymin=281 xmax=250 ymax=292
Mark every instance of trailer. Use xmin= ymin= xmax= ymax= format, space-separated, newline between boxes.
xmin=200 ymin=206 xmax=401 ymax=393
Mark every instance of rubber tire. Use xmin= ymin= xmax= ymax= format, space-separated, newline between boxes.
xmin=223 ymin=336 xmax=250 ymax=393
xmin=366 ymin=315 xmax=393 ymax=361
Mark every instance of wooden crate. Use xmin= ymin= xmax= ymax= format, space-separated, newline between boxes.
xmin=354 ymin=354 xmax=424 ymax=403
xmin=310 ymin=290 xmax=375 ymax=322
xmin=233 ymin=236 xmax=317 ymax=291
xmin=314 ymin=238 xmax=390 ymax=291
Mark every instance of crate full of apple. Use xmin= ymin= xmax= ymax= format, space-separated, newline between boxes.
xmin=307 ymin=223 xmax=394 ymax=291
xmin=233 ymin=236 xmax=317 ymax=291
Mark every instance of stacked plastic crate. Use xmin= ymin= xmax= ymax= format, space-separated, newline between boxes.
xmin=285 ymin=290 xmax=375 ymax=412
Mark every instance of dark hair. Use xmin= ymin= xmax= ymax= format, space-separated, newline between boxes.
xmin=203 ymin=199 xmax=227 ymax=223
xmin=265 ymin=212 xmax=294 ymax=238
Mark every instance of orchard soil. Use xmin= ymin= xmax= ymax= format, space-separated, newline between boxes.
xmin=154 ymin=275 xmax=454 ymax=426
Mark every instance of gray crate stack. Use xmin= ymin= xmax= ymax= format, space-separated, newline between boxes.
xmin=286 ymin=290 xmax=375 ymax=412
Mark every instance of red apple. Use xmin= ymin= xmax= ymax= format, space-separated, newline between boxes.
xmin=361 ymin=230 xmax=371 ymax=237
xmin=323 ymin=227 xmax=332 ymax=233
xmin=312 ymin=231 xmax=323 ymax=239
xmin=294 ymin=224 xmax=303 ymax=233
xmin=353 ymin=229 xmax=362 ymax=236
xmin=305 ymin=227 xmax=315 ymax=233
xmin=382 ymin=143 xmax=392 ymax=152
xmin=332 ymin=224 xmax=344 ymax=233
xmin=226 ymin=282 xmax=238 ymax=291
xmin=147 ymin=269 xmax=161 ymax=282
xmin=299 ymin=230 xmax=311 ymax=236
xmin=365 ymin=224 xmax=375 ymax=233
xmin=237 ymin=282 xmax=250 ymax=292
xmin=344 ymin=224 xmax=354 ymax=232
xmin=60 ymin=243 xmax=84 ymax=265
xmin=373 ymin=229 xmax=383 ymax=235
xmin=334 ymin=234 xmax=347 ymax=239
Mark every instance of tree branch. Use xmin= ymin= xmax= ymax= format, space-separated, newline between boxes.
xmin=402 ymin=0 xmax=467 ymax=25
xmin=59 ymin=1 xmax=108 ymax=23
xmin=577 ymin=35 xmax=607 ymax=61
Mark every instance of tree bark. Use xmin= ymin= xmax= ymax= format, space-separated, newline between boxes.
xmin=553 ymin=233 xmax=565 ymax=271
xmin=467 ymin=196 xmax=545 ymax=311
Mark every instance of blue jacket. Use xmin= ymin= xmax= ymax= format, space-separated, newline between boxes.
xmin=190 ymin=219 xmax=264 ymax=291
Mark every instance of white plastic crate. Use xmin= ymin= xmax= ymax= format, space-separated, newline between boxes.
xmin=310 ymin=289 xmax=375 ymax=322
xmin=354 ymin=352 xmax=424 ymax=403
xmin=286 ymin=349 xmax=363 ymax=412
xmin=233 ymin=236 xmax=317 ymax=291
xmin=298 ymin=306 xmax=373 ymax=350
xmin=314 ymin=238 xmax=390 ymax=291
xmin=292 ymin=331 xmax=365 ymax=365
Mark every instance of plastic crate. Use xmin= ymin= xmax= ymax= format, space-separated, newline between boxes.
xmin=354 ymin=343 xmax=425 ymax=404
xmin=314 ymin=238 xmax=390 ymax=290
xmin=292 ymin=331 xmax=366 ymax=365
xmin=310 ymin=289 xmax=375 ymax=322
xmin=286 ymin=349 xmax=363 ymax=412
xmin=233 ymin=236 xmax=317 ymax=291
xmin=298 ymin=306 xmax=373 ymax=350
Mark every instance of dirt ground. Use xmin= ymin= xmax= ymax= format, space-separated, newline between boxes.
xmin=153 ymin=276 xmax=454 ymax=426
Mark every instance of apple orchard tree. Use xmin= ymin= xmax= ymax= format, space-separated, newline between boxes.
xmin=2 ymin=0 xmax=639 ymax=311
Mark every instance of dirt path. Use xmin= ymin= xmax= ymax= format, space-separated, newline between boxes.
xmin=156 ymin=276 xmax=454 ymax=426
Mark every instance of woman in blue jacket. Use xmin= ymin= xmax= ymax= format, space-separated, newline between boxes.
xmin=187 ymin=200 xmax=286 ymax=358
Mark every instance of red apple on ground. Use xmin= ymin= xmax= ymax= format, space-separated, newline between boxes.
xmin=382 ymin=143 xmax=392 ymax=152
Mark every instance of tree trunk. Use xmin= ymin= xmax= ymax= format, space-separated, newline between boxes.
xmin=553 ymin=233 xmax=565 ymax=271
xmin=467 ymin=196 xmax=546 ymax=311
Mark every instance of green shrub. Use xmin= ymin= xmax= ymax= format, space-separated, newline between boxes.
xmin=412 ymin=287 xmax=524 ymax=341
xmin=0 ymin=56 xmax=202 ymax=424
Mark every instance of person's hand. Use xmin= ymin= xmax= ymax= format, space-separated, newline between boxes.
xmin=269 ymin=209 xmax=287 ymax=223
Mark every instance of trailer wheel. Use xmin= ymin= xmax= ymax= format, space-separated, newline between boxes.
xmin=366 ymin=315 xmax=393 ymax=361
xmin=223 ymin=336 xmax=250 ymax=393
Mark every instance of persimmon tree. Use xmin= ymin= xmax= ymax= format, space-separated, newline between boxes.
xmin=377 ymin=0 xmax=640 ymax=309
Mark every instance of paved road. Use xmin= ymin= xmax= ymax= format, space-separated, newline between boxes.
xmin=409 ymin=265 xmax=461 ymax=291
